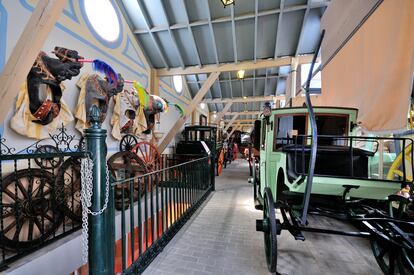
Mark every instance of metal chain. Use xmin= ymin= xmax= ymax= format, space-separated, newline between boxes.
xmin=80 ymin=155 xmax=110 ymax=263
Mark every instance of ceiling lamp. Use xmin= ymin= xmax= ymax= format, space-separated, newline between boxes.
xmin=237 ymin=69 xmax=245 ymax=79
xmin=200 ymin=102 xmax=206 ymax=109
xmin=243 ymin=96 xmax=247 ymax=99
xmin=220 ymin=0 xmax=235 ymax=8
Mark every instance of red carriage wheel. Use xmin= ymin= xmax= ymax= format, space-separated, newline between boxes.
xmin=131 ymin=141 xmax=162 ymax=171
xmin=108 ymin=151 xmax=148 ymax=210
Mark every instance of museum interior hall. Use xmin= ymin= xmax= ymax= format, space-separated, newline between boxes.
xmin=0 ymin=0 xmax=413 ymax=274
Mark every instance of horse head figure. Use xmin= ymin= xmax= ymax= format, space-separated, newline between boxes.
xmin=27 ymin=47 xmax=83 ymax=125
xmin=85 ymin=73 xmax=124 ymax=124
xmin=142 ymin=95 xmax=168 ymax=134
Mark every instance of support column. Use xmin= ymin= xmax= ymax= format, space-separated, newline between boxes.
xmin=288 ymin=57 xmax=299 ymax=107
xmin=158 ymin=72 xmax=220 ymax=153
xmin=0 ymin=0 xmax=68 ymax=121
xmin=149 ymin=68 xmax=159 ymax=95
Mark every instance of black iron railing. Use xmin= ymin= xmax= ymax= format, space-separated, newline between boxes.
xmin=111 ymin=156 xmax=212 ymax=274
xmin=0 ymin=125 xmax=86 ymax=270
xmin=278 ymin=135 xmax=414 ymax=183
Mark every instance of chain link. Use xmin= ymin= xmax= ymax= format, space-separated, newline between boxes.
xmin=80 ymin=155 xmax=110 ymax=263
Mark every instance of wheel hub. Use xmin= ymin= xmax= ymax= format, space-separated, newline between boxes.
xmin=22 ymin=198 xmax=50 ymax=217
xmin=256 ymin=218 xmax=269 ymax=233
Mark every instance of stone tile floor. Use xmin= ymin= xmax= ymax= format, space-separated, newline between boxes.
xmin=144 ymin=159 xmax=383 ymax=275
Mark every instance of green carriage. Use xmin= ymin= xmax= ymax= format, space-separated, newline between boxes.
xmin=252 ymin=106 xmax=414 ymax=274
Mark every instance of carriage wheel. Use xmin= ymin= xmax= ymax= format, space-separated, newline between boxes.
xmin=34 ymin=145 xmax=63 ymax=170
xmin=131 ymin=141 xmax=161 ymax=171
xmin=398 ymin=247 xmax=414 ymax=275
xmin=387 ymin=143 xmax=413 ymax=181
xmin=55 ymin=157 xmax=82 ymax=222
xmin=119 ymin=134 xmax=138 ymax=152
xmin=371 ymin=196 xmax=414 ymax=275
xmin=0 ymin=169 xmax=62 ymax=249
xmin=108 ymin=151 xmax=148 ymax=210
xmin=256 ymin=187 xmax=277 ymax=273
xmin=217 ymin=150 xmax=224 ymax=176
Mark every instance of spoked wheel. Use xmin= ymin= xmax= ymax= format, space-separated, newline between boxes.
xmin=131 ymin=141 xmax=161 ymax=171
xmin=119 ymin=134 xmax=138 ymax=152
xmin=34 ymin=145 xmax=63 ymax=170
xmin=0 ymin=169 xmax=62 ymax=250
xmin=54 ymin=157 xmax=82 ymax=222
xmin=398 ymin=248 xmax=414 ymax=275
xmin=256 ymin=187 xmax=277 ymax=273
xmin=371 ymin=240 xmax=400 ymax=274
xmin=387 ymin=143 xmax=413 ymax=181
xmin=217 ymin=149 xmax=224 ymax=176
xmin=371 ymin=195 xmax=414 ymax=275
xmin=108 ymin=151 xmax=148 ymax=210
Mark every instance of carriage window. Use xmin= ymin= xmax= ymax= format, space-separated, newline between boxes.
xmin=274 ymin=115 xmax=307 ymax=150
xmin=316 ymin=115 xmax=348 ymax=145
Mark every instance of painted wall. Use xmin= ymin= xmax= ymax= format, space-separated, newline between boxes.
xmin=0 ymin=0 xmax=193 ymax=154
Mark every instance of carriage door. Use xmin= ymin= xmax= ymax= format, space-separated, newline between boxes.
xmin=259 ymin=119 xmax=267 ymax=194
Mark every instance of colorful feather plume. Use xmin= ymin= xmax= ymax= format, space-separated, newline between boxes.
xmin=168 ymin=103 xmax=184 ymax=116
xmin=79 ymin=58 xmax=118 ymax=87
xmin=133 ymin=81 xmax=150 ymax=108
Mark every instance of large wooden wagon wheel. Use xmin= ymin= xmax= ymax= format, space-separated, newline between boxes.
xmin=108 ymin=151 xmax=148 ymax=210
xmin=54 ymin=157 xmax=82 ymax=222
xmin=370 ymin=195 xmax=414 ymax=275
xmin=217 ymin=149 xmax=225 ymax=176
xmin=34 ymin=145 xmax=63 ymax=170
xmin=119 ymin=134 xmax=138 ymax=152
xmin=387 ymin=143 xmax=413 ymax=182
xmin=0 ymin=169 xmax=62 ymax=250
xmin=256 ymin=187 xmax=278 ymax=273
xmin=131 ymin=141 xmax=162 ymax=171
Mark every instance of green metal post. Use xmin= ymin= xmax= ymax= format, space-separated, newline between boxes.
xmin=84 ymin=106 xmax=114 ymax=275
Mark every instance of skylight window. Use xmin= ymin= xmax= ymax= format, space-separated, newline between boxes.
xmin=84 ymin=0 xmax=120 ymax=42
xmin=173 ymin=75 xmax=183 ymax=94
xmin=301 ymin=62 xmax=322 ymax=90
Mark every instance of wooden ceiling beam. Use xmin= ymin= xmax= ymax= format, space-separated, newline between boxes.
xmin=213 ymin=102 xmax=233 ymax=124
xmin=203 ymin=95 xmax=281 ymax=104
xmin=0 ymin=0 xmax=67 ymax=121
xmin=156 ymin=55 xmax=315 ymax=76
xmin=224 ymin=111 xmax=262 ymax=116
xmin=133 ymin=2 xmax=330 ymax=35
xmin=158 ymin=72 xmax=219 ymax=153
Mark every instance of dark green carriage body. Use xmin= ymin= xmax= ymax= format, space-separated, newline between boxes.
xmin=176 ymin=125 xmax=222 ymax=157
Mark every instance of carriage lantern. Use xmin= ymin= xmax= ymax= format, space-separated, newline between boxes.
xmin=220 ymin=0 xmax=235 ymax=7
xmin=263 ymin=102 xmax=272 ymax=124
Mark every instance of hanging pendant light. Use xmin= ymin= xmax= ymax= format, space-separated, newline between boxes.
xmin=220 ymin=0 xmax=235 ymax=8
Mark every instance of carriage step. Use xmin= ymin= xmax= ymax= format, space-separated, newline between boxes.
xmin=293 ymin=234 xmax=305 ymax=241
xmin=254 ymin=199 xmax=263 ymax=210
